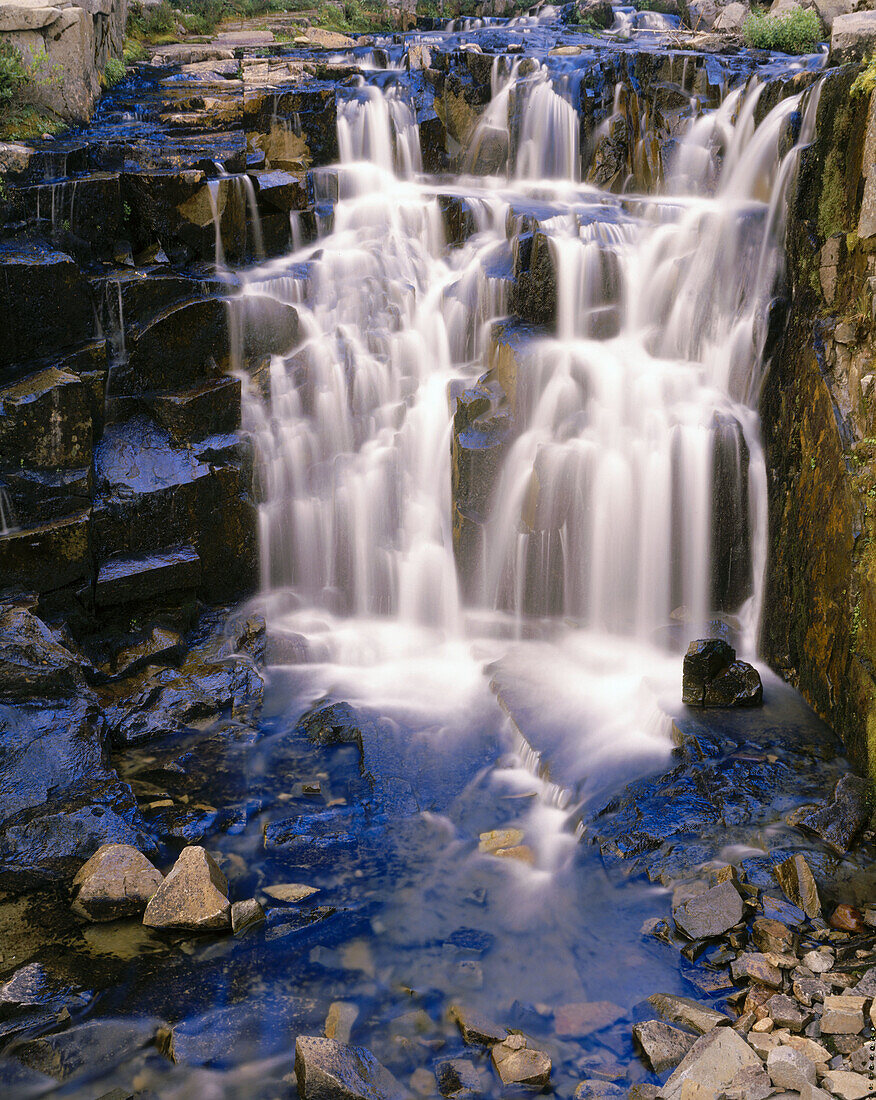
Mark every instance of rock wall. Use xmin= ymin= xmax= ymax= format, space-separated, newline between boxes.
xmin=0 ymin=0 xmax=127 ymax=122
xmin=761 ymin=65 xmax=876 ymax=778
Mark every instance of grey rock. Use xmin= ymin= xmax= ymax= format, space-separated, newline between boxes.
xmin=829 ymin=11 xmax=876 ymax=64
xmin=853 ymin=966 xmax=876 ymax=997
xmin=71 ymin=844 xmax=163 ymax=922
xmin=820 ymin=1070 xmax=876 ymax=1100
xmin=436 ymin=1058 xmax=482 ymax=1097
xmin=231 ymin=898 xmax=264 ymax=934
xmin=633 ymin=1019 xmax=696 ymax=1074
xmin=767 ymin=1046 xmax=817 ymax=1090
xmin=723 ymin=1063 xmax=774 ymax=1100
xmin=449 ymin=1004 xmax=507 ymax=1046
xmin=730 ymin=952 xmax=782 ymax=988
xmin=490 ymin=1034 xmax=551 ymax=1089
xmin=142 ymin=846 xmax=231 ymax=932
xmin=14 ymin=1017 xmax=160 ymax=1082
xmin=574 ymin=1082 xmax=624 ymax=1099
xmin=767 ymin=993 xmax=810 ymax=1032
xmin=797 ymin=775 xmax=871 ymax=854
xmin=294 ymin=1036 xmax=409 ymax=1100
xmin=660 ymin=1027 xmax=762 ymax=1100
xmin=820 ymin=995 xmax=866 ymax=1035
xmin=673 ymin=880 xmax=743 ymax=940
xmin=647 ymin=993 xmax=730 ymax=1035
xmin=682 ymin=639 xmax=735 ymax=705
xmin=0 ymin=607 xmax=85 ymax=699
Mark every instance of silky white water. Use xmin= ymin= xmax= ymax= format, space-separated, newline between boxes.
xmin=238 ymin=60 xmax=817 ymax=865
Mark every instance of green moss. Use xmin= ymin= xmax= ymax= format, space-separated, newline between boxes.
xmin=852 ymin=56 xmax=876 ymax=98
xmin=819 ymin=144 xmax=849 ymax=239
xmin=0 ymin=105 xmax=65 ymax=142
xmin=742 ymin=8 xmax=823 ymax=54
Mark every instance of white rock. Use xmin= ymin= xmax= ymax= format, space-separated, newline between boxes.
xmin=821 ymin=1070 xmax=876 ymax=1100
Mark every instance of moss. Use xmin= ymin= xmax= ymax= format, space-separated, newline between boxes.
xmin=0 ymin=105 xmax=65 ymax=142
xmin=819 ymin=144 xmax=850 ymax=239
xmin=853 ymin=56 xmax=876 ymax=99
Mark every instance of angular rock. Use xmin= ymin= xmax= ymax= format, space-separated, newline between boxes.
xmin=753 ymin=917 xmax=796 ymax=955
xmin=647 ymin=993 xmax=730 ymax=1035
xmin=449 ymin=1005 xmax=507 ymax=1046
xmin=297 ymin=702 xmax=365 ymax=750
xmin=682 ymin=639 xmax=734 ymax=705
xmin=820 ymin=1070 xmax=876 ymax=1100
xmin=294 ymin=1036 xmax=409 ymax=1100
xmin=703 ymin=661 xmax=763 ymax=707
xmin=830 ymin=903 xmax=865 ymax=932
xmin=554 ymin=1000 xmax=625 ymax=1037
xmin=767 ymin=994 xmax=810 ymax=1032
xmin=0 ymin=367 xmax=92 ymax=471
xmin=820 ymin=995 xmax=866 ymax=1035
xmin=774 ymin=854 xmax=821 ymax=919
xmin=14 ymin=1017 xmax=160 ymax=1083
xmin=263 ymin=883 xmax=319 ymax=904
xmin=142 ymin=846 xmax=231 ymax=932
xmin=730 ymin=953 xmax=783 ymax=988
xmin=574 ymin=1084 xmax=624 ymax=1100
xmin=71 ymin=843 xmax=163 ymax=921
xmin=436 ymin=1058 xmax=482 ymax=1097
xmin=802 ymin=949 xmax=833 ymax=974
xmin=673 ymin=880 xmax=743 ymax=940
xmin=660 ymin=1027 xmax=762 ymax=1100
xmin=633 ymin=1020 xmax=696 ymax=1074
xmin=797 ymin=774 xmax=870 ymax=854
xmin=490 ymin=1033 xmax=551 ymax=1090
xmin=767 ymin=1046 xmax=817 ymax=1091
xmin=0 ymin=607 xmax=85 ymax=699
xmin=230 ymin=898 xmax=264 ymax=935
xmin=325 ymin=1002 xmax=358 ymax=1046
xmin=829 ymin=11 xmax=876 ymax=64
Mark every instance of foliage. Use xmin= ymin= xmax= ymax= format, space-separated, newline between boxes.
xmin=742 ymin=8 xmax=823 ymax=54
xmin=315 ymin=0 xmax=395 ymax=34
xmin=0 ymin=41 xmax=29 ymax=106
xmin=852 ymin=55 xmax=876 ymax=98
xmin=635 ymin=0 xmax=678 ymax=13
xmin=103 ymin=57 xmax=127 ymax=87
xmin=0 ymin=105 xmax=65 ymax=142
xmin=127 ymin=0 xmax=176 ymax=40
xmin=123 ymin=38 xmax=148 ymax=64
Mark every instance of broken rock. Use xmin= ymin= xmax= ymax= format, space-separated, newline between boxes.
xmin=142 ymin=846 xmax=231 ymax=932
xmin=71 ymin=843 xmax=163 ymax=922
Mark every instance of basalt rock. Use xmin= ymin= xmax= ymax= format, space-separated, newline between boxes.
xmin=0 ymin=607 xmax=87 ymax=699
xmin=682 ymin=640 xmax=762 ymax=707
xmin=796 ymin=773 xmax=871 ymax=854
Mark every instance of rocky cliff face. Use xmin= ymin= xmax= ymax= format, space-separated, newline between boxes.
xmin=762 ymin=66 xmax=876 ymax=778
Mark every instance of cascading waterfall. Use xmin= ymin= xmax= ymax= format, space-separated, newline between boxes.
xmin=239 ymin=61 xmax=819 ymax=841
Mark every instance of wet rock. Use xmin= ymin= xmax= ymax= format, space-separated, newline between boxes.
xmin=660 ymin=1027 xmax=761 ymax=1100
xmin=0 ymin=509 xmax=92 ymax=604
xmin=94 ymin=546 xmax=201 ymax=609
xmin=703 ymin=661 xmax=763 ymax=707
xmin=142 ymin=846 xmax=231 ymax=932
xmin=231 ymin=898 xmax=264 ymax=934
xmin=797 ymin=774 xmax=871 ymax=854
xmin=298 ymin=702 xmax=365 ymax=750
xmin=0 ymin=607 xmax=86 ymax=699
xmin=774 ymin=854 xmax=821 ymax=919
xmin=830 ymin=904 xmax=866 ymax=932
xmin=325 ymin=1001 xmax=359 ymax=1045
xmin=436 ymin=1058 xmax=481 ymax=1097
xmin=449 ymin=1004 xmax=507 ymax=1046
xmin=554 ymin=1001 xmax=625 ymax=1037
xmin=99 ymin=627 xmax=186 ymax=682
xmin=0 ymin=963 xmax=87 ymax=1013
xmin=490 ymin=1033 xmax=551 ymax=1089
xmin=647 ymin=993 xmax=730 ymax=1035
xmin=681 ymin=639 xmax=735 ymax=705
xmin=479 ymin=828 xmax=525 ymax=854
xmin=672 ymin=880 xmax=743 ymax=939
xmin=14 ymin=1017 xmax=161 ymax=1082
xmin=161 ymin=1000 xmax=314 ymax=1068
xmin=71 ymin=843 xmax=163 ymax=921
xmin=149 ymin=377 xmax=242 ymax=443
xmin=250 ymin=168 xmax=307 ymax=213
xmin=821 ymin=995 xmax=866 ymax=1035
xmin=574 ymin=1084 xmax=624 ymax=1100
xmin=294 ymin=1035 xmax=409 ymax=1100
xmin=633 ymin=1020 xmax=697 ymax=1074
xmin=263 ymin=883 xmax=320 ymax=904
xmin=0 ymin=366 xmax=92 ymax=471
xmin=768 ymin=1046 xmax=817 ymax=1090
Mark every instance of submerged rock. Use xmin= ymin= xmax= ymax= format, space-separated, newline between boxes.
xmin=449 ymin=1004 xmax=507 ymax=1046
xmin=490 ymin=1033 xmax=551 ymax=1089
xmin=436 ymin=1058 xmax=482 ymax=1097
xmin=231 ymin=898 xmax=265 ymax=934
xmin=14 ymin=1017 xmax=161 ymax=1083
xmin=71 ymin=843 xmax=163 ymax=921
xmin=142 ymin=845 xmax=231 ymax=931
xmin=646 ymin=994 xmax=730 ymax=1035
xmin=294 ymin=1035 xmax=409 ymax=1100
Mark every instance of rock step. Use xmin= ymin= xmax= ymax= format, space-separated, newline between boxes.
xmin=94 ymin=545 xmax=202 ymax=608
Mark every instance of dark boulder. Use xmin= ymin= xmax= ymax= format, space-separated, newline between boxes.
xmin=0 ymin=607 xmax=86 ymax=699
xmin=298 ymin=702 xmax=365 ymax=750
xmin=681 ymin=639 xmax=735 ymax=705
xmin=703 ymin=661 xmax=763 ymax=708
xmin=797 ymin=773 xmax=871 ymax=854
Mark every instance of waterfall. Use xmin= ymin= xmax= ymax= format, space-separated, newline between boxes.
xmin=238 ymin=61 xmax=816 ymax=823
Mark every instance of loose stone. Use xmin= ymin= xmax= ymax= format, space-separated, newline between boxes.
xmin=672 ymin=880 xmax=743 ymax=940
xmin=767 ymin=1046 xmax=818 ymax=1090
xmin=632 ymin=1020 xmax=697 ymax=1074
xmin=449 ymin=1005 xmax=507 ymax=1046
xmin=71 ymin=844 xmax=163 ymax=922
xmin=660 ymin=1027 xmax=762 ymax=1100
xmin=752 ymin=917 xmax=796 ymax=955
xmin=325 ymin=1001 xmax=359 ymax=1045
xmin=436 ymin=1058 xmax=481 ymax=1098
xmin=646 ymin=993 xmax=730 ymax=1035
xmin=142 ymin=846 xmax=231 ymax=932
xmin=730 ymin=953 xmax=783 ymax=988
xmin=820 ymin=996 xmax=867 ymax=1035
xmin=774 ymin=855 xmax=822 ymax=919
xmin=768 ymin=993 xmax=811 ymax=1032
xmin=490 ymin=1035 xmax=551 ymax=1089
xmin=294 ymin=1036 xmax=408 ymax=1100
xmin=820 ymin=1070 xmax=876 ymax=1100
xmin=230 ymin=898 xmax=264 ymax=934
xmin=554 ymin=1001 xmax=625 ymax=1037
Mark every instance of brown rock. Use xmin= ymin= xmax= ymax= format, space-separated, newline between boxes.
xmin=142 ymin=846 xmax=230 ymax=931
xmin=830 ymin=904 xmax=865 ymax=933
xmin=554 ymin=1001 xmax=625 ymax=1038
xmin=774 ymin=854 xmax=821 ymax=919
xmin=71 ymin=844 xmax=163 ymax=922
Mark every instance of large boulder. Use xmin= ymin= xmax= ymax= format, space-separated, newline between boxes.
xmin=829 ymin=10 xmax=876 ymax=63
xmin=796 ymin=773 xmax=871 ymax=854
xmin=0 ymin=606 xmax=85 ymax=698
xmin=682 ymin=640 xmax=762 ymax=707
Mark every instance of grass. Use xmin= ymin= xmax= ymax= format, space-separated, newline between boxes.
xmin=0 ymin=41 xmax=66 ymax=141
xmin=742 ymin=7 xmax=823 ymax=54
xmin=103 ymin=57 xmax=126 ymax=87
xmin=0 ymin=41 xmax=29 ymax=108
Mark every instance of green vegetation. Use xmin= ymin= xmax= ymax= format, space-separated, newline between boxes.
xmin=852 ymin=55 xmax=876 ymax=98
xmin=742 ymin=7 xmax=823 ymax=54
xmin=315 ymin=1 xmax=395 ymax=34
xmin=634 ymin=0 xmax=678 ymax=13
xmin=123 ymin=38 xmax=148 ymax=64
xmin=0 ymin=43 xmax=65 ymax=142
xmin=126 ymin=0 xmax=313 ymax=43
xmin=103 ymin=57 xmax=126 ymax=88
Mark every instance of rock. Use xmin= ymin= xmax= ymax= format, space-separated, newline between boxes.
xmin=14 ymin=1017 xmax=161 ymax=1082
xmin=574 ymin=1082 xmax=624 ymax=1099
xmin=231 ymin=898 xmax=264 ymax=934
xmin=820 ymin=996 xmax=866 ymax=1035
xmin=829 ymin=11 xmax=876 ymax=64
xmin=830 ymin=904 xmax=865 ymax=932
xmin=71 ymin=844 xmax=163 ymax=921
xmin=449 ymin=1005 xmax=507 ymax=1046
xmin=160 ymin=1000 xmax=313 ymax=1068
xmin=767 ymin=1046 xmax=817 ymax=1090
xmin=703 ymin=661 xmax=763 ymax=707
xmin=294 ymin=1036 xmax=409 ymax=1100
xmin=724 ymin=1064 xmax=774 ymax=1100
xmin=0 ymin=607 xmax=85 ymax=699
xmin=325 ymin=1002 xmax=359 ymax=1046
xmin=853 ymin=966 xmax=876 ymax=996
xmin=782 ymin=1035 xmax=831 ymax=1064
xmin=730 ymin=953 xmax=783 ymax=988
xmin=682 ymin=639 xmax=735 ymax=705
xmin=633 ymin=1020 xmax=697 ymax=1074
xmin=478 ymin=828 xmax=525 ymax=853
xmin=802 ymin=949 xmax=834 ymax=974
xmin=298 ymin=702 xmax=365 ymax=751
xmin=673 ymin=880 xmax=743 ymax=940
xmin=263 ymin=883 xmax=319 ymax=904
xmin=94 ymin=546 xmax=201 ymax=608
xmin=801 ymin=1087 xmax=833 ymax=1100
xmin=797 ymin=775 xmax=871 ymax=854
xmin=820 ymin=1070 xmax=876 ymax=1100
xmin=767 ymin=994 xmax=810 ymax=1032
xmin=0 ymin=366 xmax=92 ymax=471
xmin=660 ymin=1027 xmax=762 ymax=1100
xmin=490 ymin=1034 xmax=551 ymax=1089
xmin=436 ymin=1058 xmax=481 ymax=1097
xmin=753 ymin=918 xmax=796 ymax=955
xmin=774 ymin=854 xmax=821 ymax=919
xmin=714 ymin=1 xmax=749 ymax=30
xmin=0 ymin=962 xmax=86 ymax=1013
xmin=142 ymin=846 xmax=231 ymax=932
xmin=554 ymin=1001 xmax=625 ymax=1037
xmin=647 ymin=994 xmax=730 ymax=1035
